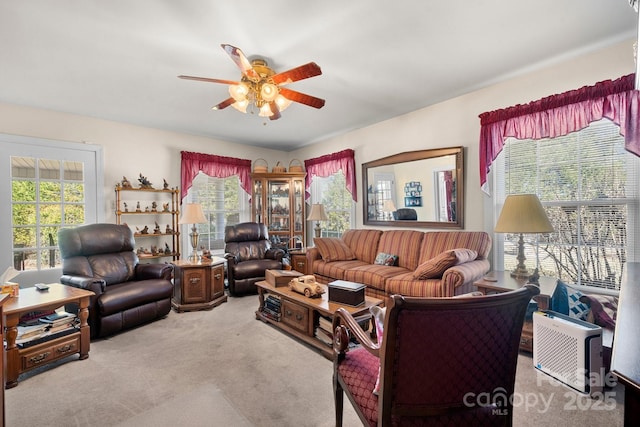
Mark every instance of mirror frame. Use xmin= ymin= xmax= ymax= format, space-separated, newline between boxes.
xmin=362 ymin=146 xmax=464 ymax=229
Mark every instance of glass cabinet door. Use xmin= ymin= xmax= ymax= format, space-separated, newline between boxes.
xmin=253 ymin=179 xmax=263 ymax=224
xmin=293 ymin=178 xmax=304 ymax=233
xmin=267 ymin=180 xmax=290 ymax=242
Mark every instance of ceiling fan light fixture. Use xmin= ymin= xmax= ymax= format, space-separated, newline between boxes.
xmin=231 ymin=99 xmax=249 ymax=113
xmin=275 ymin=94 xmax=292 ymax=111
xmin=260 ymin=82 xmax=278 ymax=102
xmin=258 ymin=103 xmax=274 ymax=117
xmin=229 ymin=83 xmax=249 ymax=101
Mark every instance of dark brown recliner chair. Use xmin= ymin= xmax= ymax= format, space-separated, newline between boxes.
xmin=224 ymin=222 xmax=285 ymax=296
xmin=58 ymin=223 xmax=174 ymax=338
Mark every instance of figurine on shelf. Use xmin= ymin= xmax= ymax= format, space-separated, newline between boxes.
xmin=165 ymin=224 xmax=173 ymax=234
xmin=153 ymin=222 xmax=161 ymax=234
xmin=151 ymin=201 xmax=158 ymax=212
xmin=164 ymin=243 xmax=171 ymax=254
xmin=123 ymin=202 xmax=129 ymax=212
xmin=136 ymin=201 xmax=142 ymax=212
xmin=121 ymin=176 xmax=132 ymax=188
xmin=150 ymin=245 xmax=158 ymax=255
xmin=145 ymin=205 xmax=150 ymax=212
xmin=163 ymin=179 xmax=169 ymax=190
xmin=140 ymin=225 xmax=149 ymax=234
xmin=138 ymin=173 xmax=153 ymax=189
xmin=162 ymin=202 xmax=170 ymax=212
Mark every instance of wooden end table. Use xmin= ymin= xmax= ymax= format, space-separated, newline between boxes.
xmin=288 ymin=249 xmax=307 ymax=274
xmin=171 ymin=257 xmax=227 ymax=312
xmin=474 ymin=271 xmax=556 ymax=352
xmin=255 ymin=280 xmax=382 ymax=360
xmin=3 ymin=284 xmax=93 ymax=389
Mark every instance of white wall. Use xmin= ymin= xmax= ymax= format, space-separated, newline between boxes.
xmin=0 ymin=103 xmax=286 ymax=223
xmin=0 ymin=38 xmax=635 ymax=232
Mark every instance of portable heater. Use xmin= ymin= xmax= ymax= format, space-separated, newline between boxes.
xmin=533 ymin=310 xmax=603 ymax=395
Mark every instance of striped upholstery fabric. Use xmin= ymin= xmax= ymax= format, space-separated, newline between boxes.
xmin=314 ymin=237 xmax=356 ymax=262
xmin=313 ymin=259 xmax=369 ymax=281
xmin=376 ymin=230 xmax=424 ymax=270
xmin=344 ymin=264 xmax=408 ymax=292
xmin=418 ymin=232 xmax=491 ymax=263
xmin=385 ymin=273 xmax=443 ymax=297
xmin=342 ymin=229 xmax=383 ymax=264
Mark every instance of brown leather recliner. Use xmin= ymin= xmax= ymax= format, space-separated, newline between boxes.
xmin=58 ymin=223 xmax=174 ymax=338
xmin=224 ymin=222 xmax=285 ymax=296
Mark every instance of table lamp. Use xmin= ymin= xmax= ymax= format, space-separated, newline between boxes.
xmin=179 ymin=203 xmax=207 ymax=262
xmin=494 ymin=194 xmax=554 ymax=279
xmin=307 ymin=203 xmax=328 ymax=238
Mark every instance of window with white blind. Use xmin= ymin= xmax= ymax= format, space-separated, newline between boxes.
xmin=309 ymin=171 xmax=355 ymax=238
xmin=495 ymin=119 xmax=639 ymax=291
xmin=186 ymin=172 xmax=250 ymax=255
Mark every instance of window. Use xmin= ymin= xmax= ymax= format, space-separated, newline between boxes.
xmin=186 ymin=172 xmax=250 ymax=254
xmin=495 ymin=119 xmax=639 ymax=291
xmin=0 ymin=134 xmax=102 ymax=283
xmin=309 ymin=171 xmax=354 ymax=238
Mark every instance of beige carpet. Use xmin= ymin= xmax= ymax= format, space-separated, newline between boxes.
xmin=5 ymin=293 xmax=624 ymax=426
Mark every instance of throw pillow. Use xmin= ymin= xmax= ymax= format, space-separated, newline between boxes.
xmin=452 ymin=248 xmax=478 ymax=264
xmin=551 ymin=280 xmax=590 ymax=320
xmin=374 ymin=252 xmax=398 ymax=266
xmin=412 ymin=248 xmax=477 ymax=280
xmin=579 ymin=294 xmax=618 ymax=330
xmin=314 ymin=238 xmax=356 ymax=262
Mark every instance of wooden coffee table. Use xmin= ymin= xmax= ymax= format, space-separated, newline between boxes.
xmin=255 ymin=280 xmax=382 ymax=360
xmin=3 ymin=284 xmax=93 ymax=388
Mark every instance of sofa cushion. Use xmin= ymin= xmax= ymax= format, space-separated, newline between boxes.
xmin=374 ymin=252 xmax=398 ymax=266
xmin=551 ymin=280 xmax=590 ymax=320
xmin=342 ymin=229 xmax=383 ymax=264
xmin=343 ymin=265 xmax=409 ymax=292
xmin=312 ymin=259 xmax=369 ymax=281
xmin=314 ymin=238 xmax=356 ymax=262
xmin=377 ymin=230 xmax=424 ymax=270
xmin=579 ymin=294 xmax=618 ymax=330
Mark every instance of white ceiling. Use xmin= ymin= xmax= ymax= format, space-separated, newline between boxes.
xmin=0 ymin=1 xmax=637 ymax=151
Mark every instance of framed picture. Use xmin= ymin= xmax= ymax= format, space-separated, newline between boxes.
xmin=404 ymin=196 xmax=422 ymax=207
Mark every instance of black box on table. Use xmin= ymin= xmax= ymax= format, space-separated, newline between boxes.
xmin=328 ymin=280 xmax=366 ymax=306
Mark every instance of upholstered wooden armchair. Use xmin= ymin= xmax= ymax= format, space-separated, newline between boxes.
xmin=224 ymin=222 xmax=285 ymax=296
xmin=332 ymin=285 xmax=539 ymax=426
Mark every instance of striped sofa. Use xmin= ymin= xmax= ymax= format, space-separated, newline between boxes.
xmin=306 ymin=229 xmax=491 ymax=301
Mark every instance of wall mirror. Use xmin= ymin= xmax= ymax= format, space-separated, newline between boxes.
xmin=363 ymin=146 xmax=464 ymax=229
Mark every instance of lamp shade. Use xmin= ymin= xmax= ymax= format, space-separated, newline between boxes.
xmin=179 ymin=203 xmax=207 ymax=224
xmin=494 ymin=194 xmax=554 ymax=233
xmin=382 ymin=200 xmax=396 ymax=212
xmin=307 ymin=203 xmax=328 ymax=221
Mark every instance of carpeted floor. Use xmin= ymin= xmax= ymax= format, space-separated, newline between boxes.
xmin=5 ymin=293 xmax=624 ymax=426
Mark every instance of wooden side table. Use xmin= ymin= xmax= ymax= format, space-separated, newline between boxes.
xmin=289 ymin=249 xmax=307 ymax=275
xmin=3 ymin=284 xmax=93 ymax=388
xmin=474 ymin=271 xmax=556 ymax=352
xmin=171 ymin=257 xmax=227 ymax=312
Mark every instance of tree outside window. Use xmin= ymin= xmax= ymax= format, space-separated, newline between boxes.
xmin=311 ymin=171 xmax=354 ymax=238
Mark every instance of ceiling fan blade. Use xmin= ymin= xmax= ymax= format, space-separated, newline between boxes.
xmin=221 ymin=44 xmax=260 ymax=81
xmin=178 ymin=75 xmax=239 ymax=85
xmin=212 ymin=97 xmax=235 ymax=110
xmin=269 ymin=102 xmax=281 ymax=120
xmin=279 ymin=88 xmax=325 ymax=109
xmin=272 ymin=62 xmax=322 ymax=85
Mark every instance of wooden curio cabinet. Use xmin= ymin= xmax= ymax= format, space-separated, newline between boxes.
xmin=251 ymin=171 xmax=306 ymax=249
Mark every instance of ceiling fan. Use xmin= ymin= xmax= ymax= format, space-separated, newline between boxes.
xmin=179 ymin=44 xmax=325 ymax=120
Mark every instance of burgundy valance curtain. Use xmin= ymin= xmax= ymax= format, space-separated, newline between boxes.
xmin=479 ymin=73 xmax=640 ymax=193
xmin=304 ymin=149 xmax=357 ymax=201
xmin=180 ymin=151 xmax=252 ymax=200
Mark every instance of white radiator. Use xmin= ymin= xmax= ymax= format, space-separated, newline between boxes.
xmin=533 ymin=310 xmax=603 ymax=395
